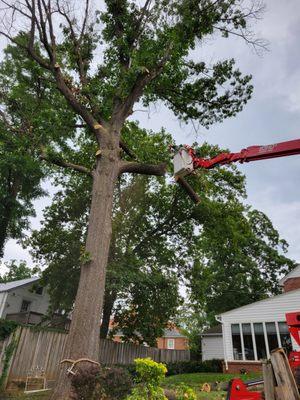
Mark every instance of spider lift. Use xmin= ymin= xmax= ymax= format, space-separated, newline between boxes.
xmin=172 ymin=138 xmax=300 ymax=204
xmin=172 ymin=139 xmax=300 ymax=399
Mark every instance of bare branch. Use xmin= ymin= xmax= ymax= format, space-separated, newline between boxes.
xmin=214 ymin=25 xmax=269 ymax=54
xmin=131 ymin=0 xmax=152 ymax=50
xmin=119 ymin=140 xmax=137 ymax=160
xmin=119 ymin=161 xmax=167 ymax=176
xmin=40 ymin=149 xmax=92 ymax=176
xmin=79 ymin=0 xmax=90 ymax=44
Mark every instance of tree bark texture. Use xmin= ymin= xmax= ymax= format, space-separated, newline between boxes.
xmin=0 ymin=198 xmax=12 ymax=258
xmin=51 ymin=133 xmax=120 ymax=400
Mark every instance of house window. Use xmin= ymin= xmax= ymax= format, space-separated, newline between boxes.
xmin=231 ymin=321 xmax=291 ymax=361
xmin=266 ymin=322 xmax=279 ymax=352
xmin=242 ymin=323 xmax=255 ymax=360
xmin=20 ymin=300 xmax=31 ymax=313
xmin=278 ymin=321 xmax=292 ymax=353
xmin=167 ymin=339 xmax=175 ymax=349
xmin=231 ymin=324 xmax=243 ymax=360
xmin=33 ymin=286 xmax=43 ymax=295
xmin=254 ymin=323 xmax=267 ymax=359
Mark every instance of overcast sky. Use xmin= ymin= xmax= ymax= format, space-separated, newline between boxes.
xmin=2 ymin=0 xmax=300 ymax=269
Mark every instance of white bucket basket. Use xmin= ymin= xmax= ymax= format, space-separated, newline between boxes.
xmin=173 ymin=148 xmax=194 ymax=177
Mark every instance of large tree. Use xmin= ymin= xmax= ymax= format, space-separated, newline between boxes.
xmin=29 ymin=124 xmax=185 ymax=344
xmin=30 ymin=137 xmax=295 ymax=334
xmin=0 ymin=1 xmax=265 ymax=398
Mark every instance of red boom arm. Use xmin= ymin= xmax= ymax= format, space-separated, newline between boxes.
xmin=173 ymin=138 xmax=300 ymax=204
xmin=191 ymin=138 xmax=300 ymax=170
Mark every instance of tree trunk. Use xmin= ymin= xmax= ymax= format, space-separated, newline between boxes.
xmin=0 ymin=174 xmax=21 ymax=259
xmin=0 ymin=199 xmax=12 ymax=258
xmin=100 ymin=289 xmax=117 ymax=339
xmin=51 ymin=135 xmax=119 ymax=400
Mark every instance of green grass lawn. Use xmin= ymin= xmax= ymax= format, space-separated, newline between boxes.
xmin=163 ymin=372 xmax=262 ymax=400
xmin=164 ymin=371 xmax=261 ymax=386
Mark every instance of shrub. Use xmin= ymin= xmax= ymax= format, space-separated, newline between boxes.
xmin=127 ymin=385 xmax=167 ymax=400
xmin=175 ymin=384 xmax=197 ymax=400
xmin=71 ymin=365 xmax=102 ymax=400
xmin=0 ymin=319 xmax=19 ymax=341
xmin=99 ymin=367 xmax=133 ymax=400
xmin=135 ymin=358 xmax=167 ymax=386
xmin=113 ymin=363 xmax=136 ymax=378
xmin=165 ymin=359 xmax=223 ymax=376
xmin=126 ymin=358 xmax=168 ymax=400
xmin=71 ymin=364 xmax=133 ymax=400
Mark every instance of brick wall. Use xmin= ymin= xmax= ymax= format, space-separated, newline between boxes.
xmin=113 ymin=335 xmax=122 ymax=343
xmin=157 ymin=337 xmax=188 ymax=350
xmin=113 ymin=335 xmax=188 ymax=350
xmin=284 ymin=277 xmax=300 ymax=292
xmin=223 ymin=361 xmax=262 ymax=374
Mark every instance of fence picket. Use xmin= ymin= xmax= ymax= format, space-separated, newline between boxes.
xmin=1 ymin=326 xmax=189 ymax=389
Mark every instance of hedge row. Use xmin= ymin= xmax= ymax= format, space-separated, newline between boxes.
xmin=165 ymin=359 xmax=223 ymax=376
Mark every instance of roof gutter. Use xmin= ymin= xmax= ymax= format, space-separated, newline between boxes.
xmin=215 ymin=315 xmax=222 ymax=323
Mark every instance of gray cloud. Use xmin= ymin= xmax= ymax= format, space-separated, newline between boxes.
xmin=2 ymin=0 xmax=300 ymax=267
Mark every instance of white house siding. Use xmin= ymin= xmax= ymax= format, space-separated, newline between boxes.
xmin=218 ymin=289 xmax=300 ymax=362
xmin=202 ymin=336 xmax=224 ymax=361
xmin=0 ymin=292 xmax=7 ymax=316
xmin=2 ymin=284 xmax=50 ymax=318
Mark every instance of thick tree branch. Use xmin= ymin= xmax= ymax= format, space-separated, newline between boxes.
xmin=119 ymin=161 xmax=167 ymax=176
xmin=0 ymin=1 xmax=106 ymax=142
xmin=40 ymin=152 xmax=92 ymax=176
xmin=113 ymin=46 xmax=173 ymax=124
xmin=119 ymin=140 xmax=137 ymax=159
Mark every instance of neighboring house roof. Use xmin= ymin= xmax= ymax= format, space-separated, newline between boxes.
xmin=216 ymin=287 xmax=300 ymax=320
xmin=163 ymin=329 xmax=187 ymax=338
xmin=0 ymin=277 xmax=40 ymax=293
xmin=279 ymin=264 xmax=300 ymax=286
xmin=201 ymin=325 xmax=222 ymax=337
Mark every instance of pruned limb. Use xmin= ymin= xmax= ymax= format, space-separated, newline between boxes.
xmin=119 ymin=161 xmax=167 ymax=176
xmin=119 ymin=140 xmax=137 ymax=159
xmin=40 ymin=152 xmax=92 ymax=177
xmin=175 ymin=176 xmax=200 ymax=204
xmin=60 ymin=358 xmax=100 ymax=376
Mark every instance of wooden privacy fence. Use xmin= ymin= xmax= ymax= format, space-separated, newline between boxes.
xmin=0 ymin=326 xmax=190 ymax=390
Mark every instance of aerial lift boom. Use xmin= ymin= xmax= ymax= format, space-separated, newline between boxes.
xmin=172 ymin=138 xmax=300 ymax=203
xmin=172 ymin=139 xmax=300 ymax=398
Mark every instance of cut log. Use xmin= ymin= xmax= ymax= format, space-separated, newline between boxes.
xmin=270 ymin=348 xmax=300 ymax=400
xmin=262 ymin=361 xmax=275 ymax=400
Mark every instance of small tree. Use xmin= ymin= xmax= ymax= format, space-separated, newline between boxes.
xmin=0 ymin=1 xmax=265 ymax=398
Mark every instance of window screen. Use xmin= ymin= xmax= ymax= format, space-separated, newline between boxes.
xmin=254 ymin=323 xmax=267 ymax=359
xmin=266 ymin=322 xmax=278 ymax=352
xmin=242 ymin=323 xmax=255 ymax=360
xmin=231 ymin=324 xmax=243 ymax=360
xmin=20 ymin=300 xmax=31 ymax=312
